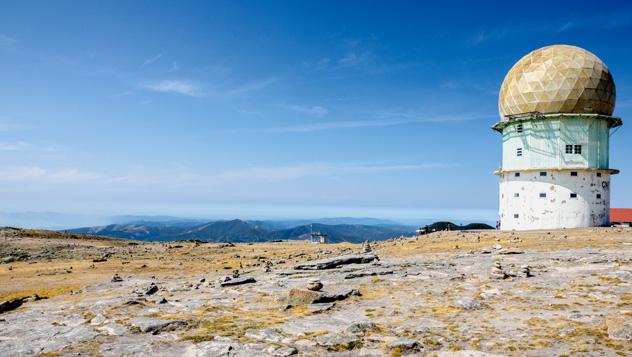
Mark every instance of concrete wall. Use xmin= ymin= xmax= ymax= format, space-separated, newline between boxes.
xmin=502 ymin=116 xmax=610 ymax=171
xmin=499 ymin=170 xmax=610 ymax=230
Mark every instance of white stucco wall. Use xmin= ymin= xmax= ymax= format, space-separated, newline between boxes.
xmin=499 ymin=170 xmax=610 ymax=230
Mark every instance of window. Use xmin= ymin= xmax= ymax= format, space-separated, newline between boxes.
xmin=514 ymin=214 xmax=519 ymax=219
xmin=514 ymin=172 xmax=520 ymax=177
xmin=570 ymin=193 xmax=577 ymax=198
xmin=570 ymin=172 xmax=578 ymax=177
xmin=596 ymin=194 xmax=602 ymax=199
xmin=517 ymin=148 xmax=523 ymax=157
xmin=514 ymin=193 xmax=520 ymax=198
xmin=539 ymin=193 xmax=546 ymax=198
xmin=565 ymin=145 xmax=573 ymax=154
xmin=597 ymin=172 xmax=602 ymax=177
xmin=540 ymin=171 xmax=547 ymax=177
xmin=516 ymin=123 xmax=523 ymax=133
xmin=574 ymin=145 xmax=582 ymax=154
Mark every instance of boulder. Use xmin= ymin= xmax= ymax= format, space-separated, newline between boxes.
xmin=145 ymin=283 xmax=159 ymax=295
xmin=306 ymin=280 xmax=323 ymax=291
xmin=287 ymin=289 xmax=321 ymax=305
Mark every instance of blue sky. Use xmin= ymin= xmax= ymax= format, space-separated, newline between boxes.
xmin=1 ymin=0 xmax=631 ymax=226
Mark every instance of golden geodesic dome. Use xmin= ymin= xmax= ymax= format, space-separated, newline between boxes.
xmin=498 ymin=45 xmax=615 ymax=120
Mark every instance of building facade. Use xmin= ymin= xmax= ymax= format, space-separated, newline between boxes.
xmin=494 ymin=45 xmax=622 ymax=230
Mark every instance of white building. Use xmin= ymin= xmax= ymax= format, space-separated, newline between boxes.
xmin=494 ymin=45 xmax=622 ymax=230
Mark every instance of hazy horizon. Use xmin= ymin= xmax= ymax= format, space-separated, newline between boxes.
xmin=1 ymin=1 xmax=631 ymax=227
xmin=0 ymin=210 xmax=497 ymax=230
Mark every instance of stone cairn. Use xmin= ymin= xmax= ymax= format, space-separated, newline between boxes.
xmin=264 ymin=260 xmax=273 ymax=273
xmin=520 ymin=265 xmax=532 ymax=278
xmin=362 ymin=240 xmax=372 ymax=253
xmin=490 ymin=261 xmax=507 ymax=280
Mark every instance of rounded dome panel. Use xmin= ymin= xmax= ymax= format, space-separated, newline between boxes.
xmin=498 ymin=45 xmax=616 ymax=120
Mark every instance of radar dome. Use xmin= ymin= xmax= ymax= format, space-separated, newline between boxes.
xmin=498 ymin=45 xmax=615 ymax=120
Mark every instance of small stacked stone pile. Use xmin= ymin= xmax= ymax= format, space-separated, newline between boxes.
xmin=111 ymin=273 xmax=123 ymax=283
xmin=490 ymin=261 xmax=507 ymax=280
xmin=520 ymin=265 xmax=532 ymax=278
xmin=362 ymin=240 xmax=372 ymax=253
xmin=264 ymin=260 xmax=273 ymax=273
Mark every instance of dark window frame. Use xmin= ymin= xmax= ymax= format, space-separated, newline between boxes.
xmin=574 ymin=145 xmax=582 ymax=154
xmin=570 ymin=171 xmax=578 ymax=177
xmin=570 ymin=193 xmax=578 ymax=198
xmin=539 ymin=171 xmax=547 ymax=177
xmin=565 ymin=144 xmax=573 ymax=154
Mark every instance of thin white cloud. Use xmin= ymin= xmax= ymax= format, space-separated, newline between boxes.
xmin=141 ymin=80 xmax=202 ymax=97
xmin=288 ymin=105 xmax=328 ymax=117
xmin=0 ymin=167 xmax=98 ymax=183
xmin=440 ymin=80 xmax=460 ymax=89
xmin=556 ymin=22 xmax=574 ymax=33
xmin=337 ymin=52 xmax=371 ymax=67
xmin=213 ymin=162 xmax=458 ymax=183
xmin=0 ymin=141 xmax=31 ymax=151
xmin=0 ymin=161 xmax=456 ymax=188
xmin=263 ymin=114 xmax=482 ymax=133
xmin=140 ymin=53 xmax=163 ymax=68
xmin=227 ymin=78 xmax=278 ymax=96
xmin=0 ymin=34 xmax=18 ymax=46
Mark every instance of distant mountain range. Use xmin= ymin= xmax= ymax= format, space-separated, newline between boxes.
xmin=68 ymin=219 xmax=415 ymax=243
xmin=67 ymin=218 xmax=493 ymax=243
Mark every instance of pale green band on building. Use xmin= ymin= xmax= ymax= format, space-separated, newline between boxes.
xmin=493 ymin=113 xmax=622 ymax=172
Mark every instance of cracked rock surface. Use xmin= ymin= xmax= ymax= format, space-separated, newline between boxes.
xmin=1 ymin=227 xmax=631 ymax=356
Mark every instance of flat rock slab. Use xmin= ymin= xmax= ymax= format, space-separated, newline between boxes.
xmin=244 ymin=328 xmax=285 ymax=343
xmin=294 ymin=254 xmax=379 ymax=270
xmin=129 ymin=317 xmax=187 ymax=334
xmin=496 ymin=248 xmax=525 ymax=255
xmin=316 ymin=332 xmax=361 ymax=351
xmin=220 ymin=277 xmax=256 ymax=287
xmin=606 ymin=314 xmax=632 ymax=341
xmin=287 ymin=288 xmax=360 ymax=305
xmin=344 ymin=269 xmax=394 ymax=279
xmin=434 ymin=350 xmax=504 ymax=357
xmin=308 ymin=303 xmax=335 ymax=314
xmin=0 ymin=298 xmax=23 ymax=313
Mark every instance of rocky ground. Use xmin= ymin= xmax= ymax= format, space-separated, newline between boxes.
xmin=1 ymin=227 xmax=631 ymax=356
